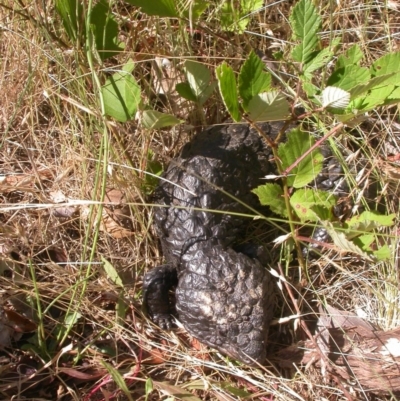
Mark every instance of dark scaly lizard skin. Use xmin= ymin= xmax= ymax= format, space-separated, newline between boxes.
xmin=143 ymin=122 xmax=354 ymax=365
xmin=143 ymin=123 xmax=276 ymax=365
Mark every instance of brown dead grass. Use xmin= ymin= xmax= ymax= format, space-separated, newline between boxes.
xmin=0 ymin=0 xmax=399 ymax=400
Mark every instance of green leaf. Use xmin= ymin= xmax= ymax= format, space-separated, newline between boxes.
xmin=145 ymin=378 xmax=153 ymax=401
xmin=124 ymin=0 xmax=178 ymax=17
xmin=303 ymin=47 xmax=334 ymax=79
xmin=310 ymin=204 xmax=334 ymax=221
xmin=154 ymin=381 xmax=203 ymax=401
xmin=349 ymin=73 xmax=397 ymax=99
xmin=247 ymin=91 xmax=290 ymax=121
xmin=354 ymin=234 xmax=375 ymax=249
xmin=175 ymin=82 xmax=197 ymax=102
xmin=215 ymin=382 xmax=253 ymax=398
xmin=122 ymin=59 xmax=135 ymax=73
xmin=278 ymin=129 xmax=323 ymax=188
xmin=327 ymin=65 xmax=370 ymax=91
xmin=324 ymin=224 xmax=374 ymax=260
xmin=302 ymin=81 xmax=320 ymax=100
xmin=90 ymin=0 xmax=123 ymax=60
xmin=116 ymin=293 xmax=128 ymax=323
xmin=350 ymin=85 xmax=395 ymax=111
xmin=180 ymin=0 xmax=208 ymax=19
xmin=54 ymin=311 xmax=82 ymax=343
xmin=181 ymin=61 xmax=215 ymax=105
xmin=290 ymin=188 xmax=337 ymax=222
xmin=370 ymin=51 xmax=400 ymax=84
xmin=55 ymin=0 xmax=83 ymax=42
xmin=290 ymin=0 xmax=321 ymax=63
xmin=126 ymin=0 xmax=207 ymax=19
xmin=102 ymin=362 xmax=134 ymax=401
xmin=142 ymin=110 xmax=183 ymax=129
xmin=102 ymin=256 xmax=123 ymax=287
xmin=252 ymin=183 xmax=287 ymax=217
xmin=216 ymin=62 xmax=241 ymax=122
xmin=144 ymin=150 xmax=163 ymax=194
xmin=238 ymin=50 xmax=272 ymax=110
xmin=102 ymin=68 xmax=141 ymax=122
xmin=336 ymin=44 xmax=363 ymax=69
xmin=321 ymin=86 xmax=350 ymax=109
xmin=388 ymin=85 xmax=400 ymax=100
xmin=220 ymin=0 xmax=263 ymax=33
xmin=345 ymin=211 xmax=396 ymax=233
xmin=373 ymin=245 xmax=391 ymax=261
xmin=65 ymin=311 xmax=81 ymax=326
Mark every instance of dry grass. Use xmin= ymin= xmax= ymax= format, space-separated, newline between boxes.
xmin=0 ymin=0 xmax=399 ymax=400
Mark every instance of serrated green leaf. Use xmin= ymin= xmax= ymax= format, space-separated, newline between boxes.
xmin=322 ymin=86 xmax=350 ymax=109
xmin=345 ymin=211 xmax=396 ymax=232
xmin=220 ymin=0 xmax=263 ymax=33
xmin=350 ymin=85 xmax=394 ymax=111
xmin=90 ymin=0 xmax=123 ymax=60
xmin=247 ymin=91 xmax=290 ymax=121
xmin=124 ymin=0 xmax=177 ymax=17
xmin=302 ymin=81 xmax=320 ymax=100
xmin=336 ymin=44 xmax=363 ymax=69
xmin=349 ymin=73 xmax=397 ymax=99
xmin=239 ymin=50 xmax=272 ymax=110
xmin=290 ymin=188 xmax=336 ymax=221
xmin=102 ymin=70 xmax=141 ymax=122
xmin=310 ymin=204 xmax=334 ymax=221
xmin=303 ymin=47 xmax=334 ymax=78
xmin=327 ymin=65 xmax=370 ymax=91
xmin=324 ymin=225 xmax=374 ymax=260
xmin=354 ymin=234 xmax=375 ymax=249
xmin=373 ymin=245 xmax=391 ymax=261
xmin=252 ymin=183 xmax=287 ymax=217
xmin=216 ymin=62 xmax=241 ymax=121
xmin=370 ymin=51 xmax=400 ymax=84
xmin=182 ymin=61 xmax=215 ymax=105
xmin=290 ymin=0 xmax=321 ymax=63
xmin=278 ymin=129 xmax=323 ymax=188
xmin=142 ymin=110 xmax=182 ymax=129
xmin=241 ymin=0 xmax=264 ymax=13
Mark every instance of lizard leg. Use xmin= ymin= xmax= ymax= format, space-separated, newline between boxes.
xmin=143 ymin=264 xmax=178 ymax=330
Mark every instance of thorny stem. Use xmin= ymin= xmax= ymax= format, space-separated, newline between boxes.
xmin=243 ymin=115 xmax=277 ymax=149
xmin=282 ymin=121 xmax=345 ymax=176
xmin=245 ymin=117 xmax=306 ymax=269
xmin=248 ymin=114 xmax=344 ymax=272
